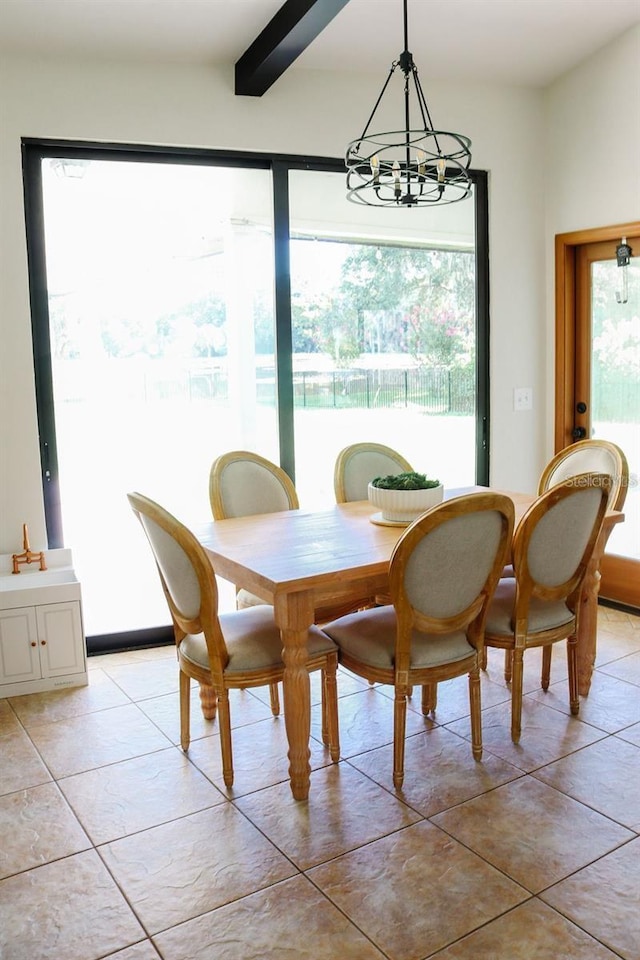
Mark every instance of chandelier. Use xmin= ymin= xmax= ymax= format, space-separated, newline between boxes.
xmin=345 ymin=0 xmax=472 ymax=208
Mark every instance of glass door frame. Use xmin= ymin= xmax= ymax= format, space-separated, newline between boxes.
xmin=22 ymin=137 xmax=490 ymax=649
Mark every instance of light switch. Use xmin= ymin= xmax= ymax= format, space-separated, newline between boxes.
xmin=514 ymin=387 xmax=533 ymax=411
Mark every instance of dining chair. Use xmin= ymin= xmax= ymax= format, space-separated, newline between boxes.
xmin=334 ymin=441 xmax=415 ymax=617
xmin=498 ymin=439 xmax=627 ymax=680
xmin=323 ymin=492 xmax=515 ymax=788
xmin=209 ymin=450 xmax=300 ymax=713
xmin=538 ymin=438 xmax=628 ymax=510
xmin=211 ymin=449 xmax=374 ymax=639
xmin=334 ymin=441 xmax=414 ymax=504
xmin=483 ymin=473 xmax=610 ymax=742
xmin=127 ymin=491 xmax=340 ymax=786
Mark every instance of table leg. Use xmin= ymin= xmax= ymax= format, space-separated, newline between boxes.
xmin=577 ymin=528 xmax=609 ymax=697
xmin=275 ymin=592 xmax=313 ymax=801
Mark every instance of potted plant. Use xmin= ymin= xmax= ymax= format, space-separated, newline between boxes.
xmin=368 ymin=471 xmax=444 ymax=523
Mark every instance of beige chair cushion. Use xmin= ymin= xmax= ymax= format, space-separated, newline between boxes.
xmin=323 ymin=605 xmax=474 ymax=670
xmin=403 ymin=511 xmax=504 ymax=618
xmin=527 ymin=488 xmax=603 ymax=587
xmin=341 ymin=451 xmax=412 ymax=502
xmin=546 ymin=448 xmax=619 ymax=502
xmin=485 ymin=581 xmax=574 ymax=637
xmin=180 ymin=605 xmax=336 ymax=674
xmin=218 ymin=460 xmax=294 ymax=517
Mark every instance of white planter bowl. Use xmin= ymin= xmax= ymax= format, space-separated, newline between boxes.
xmin=368 ymin=482 xmax=444 ymax=523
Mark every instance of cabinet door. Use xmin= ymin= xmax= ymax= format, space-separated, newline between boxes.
xmin=36 ymin=602 xmax=85 ymax=677
xmin=0 ymin=607 xmax=40 ymax=683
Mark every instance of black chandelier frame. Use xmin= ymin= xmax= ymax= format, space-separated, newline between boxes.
xmin=345 ymin=0 xmax=472 ymax=208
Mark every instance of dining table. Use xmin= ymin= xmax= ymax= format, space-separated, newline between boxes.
xmin=193 ymin=486 xmax=623 ymax=800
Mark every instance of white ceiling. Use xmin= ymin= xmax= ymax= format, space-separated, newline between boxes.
xmin=0 ymin=0 xmax=638 ymax=88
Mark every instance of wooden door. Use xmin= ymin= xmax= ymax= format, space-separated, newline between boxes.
xmin=555 ymin=223 xmax=640 ymax=607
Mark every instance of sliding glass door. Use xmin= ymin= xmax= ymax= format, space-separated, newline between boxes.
xmin=24 ymin=141 xmax=488 ymax=650
xmin=287 ymin=169 xmax=479 ymax=506
xmin=36 ymin=157 xmax=277 ymax=636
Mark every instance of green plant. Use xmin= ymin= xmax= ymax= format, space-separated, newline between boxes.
xmin=371 ymin=471 xmax=440 ymax=491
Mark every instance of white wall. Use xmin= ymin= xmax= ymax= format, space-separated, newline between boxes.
xmin=0 ymin=46 xmax=586 ymax=554
xmin=543 ymin=25 xmax=640 ymax=453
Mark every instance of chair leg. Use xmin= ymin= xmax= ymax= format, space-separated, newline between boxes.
xmin=504 ymin=649 xmax=513 ymax=684
xmin=199 ymin=682 xmax=217 ymax=721
xmin=468 ymin=666 xmax=483 ymax=760
xmin=393 ymin=687 xmax=408 ymax=789
xmin=323 ymin=658 xmax=340 ymax=762
xmin=567 ymin=634 xmax=580 ymax=715
xmin=217 ymin=689 xmax=234 ymax=787
xmin=421 ymin=683 xmax=437 ymax=715
xmin=510 ymin=648 xmax=524 ymax=742
xmin=480 ymin=647 xmax=488 ymax=671
xmin=269 ymin=682 xmax=280 ymax=717
xmin=541 ymin=644 xmax=552 ymax=691
xmin=179 ymin=670 xmax=191 ymax=752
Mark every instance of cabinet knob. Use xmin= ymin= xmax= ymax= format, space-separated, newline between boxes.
xmin=31 ymin=641 xmax=37 ymax=647
xmin=40 ymin=640 xmax=47 ymax=646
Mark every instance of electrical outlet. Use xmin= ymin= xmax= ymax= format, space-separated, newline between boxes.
xmin=514 ymin=387 xmax=533 ymax=411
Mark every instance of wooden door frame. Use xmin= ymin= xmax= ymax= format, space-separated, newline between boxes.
xmin=555 ymin=220 xmax=640 ymax=608
xmin=555 ymin=221 xmax=640 ymax=450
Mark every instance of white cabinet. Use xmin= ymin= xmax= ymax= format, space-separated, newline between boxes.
xmin=0 ymin=550 xmax=87 ymax=698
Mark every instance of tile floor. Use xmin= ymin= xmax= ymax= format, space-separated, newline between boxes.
xmin=1 ymin=606 xmax=639 ymax=960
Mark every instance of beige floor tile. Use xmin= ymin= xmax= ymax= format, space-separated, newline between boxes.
xmin=0 ymin=850 xmax=145 ymax=960
xmin=8 ymin=668 xmax=131 ymax=728
xmin=527 ymin=671 xmax=640 ymax=732
xmin=235 ymin=762 xmax=421 ymax=869
xmin=103 ymin=944 xmax=161 ymax=960
xmin=98 ymin=804 xmax=297 ymax=935
xmin=595 ymin=625 xmax=640 ymax=666
xmin=533 ymin=735 xmax=640 ymax=830
xmin=1 ymin=613 xmax=637 ymax=960
xmin=541 ymin=837 xmax=640 ymax=960
xmin=349 ymin=726 xmax=523 ymax=816
xmin=432 ymin=776 xmax=633 ymax=893
xmin=312 ymin=686 xmax=433 ymax=759
xmin=617 ymin=721 xmax=640 ymax=747
xmin=445 ymin=696 xmax=606 ymax=771
xmin=308 ymin=820 xmax=528 ymax=960
xmin=430 ymin=897 xmax=622 ymax=959
xmin=153 ymin=874 xmax=387 ymax=960
xmin=25 ymin=703 xmax=172 ymax=778
xmin=58 ymin=746 xmax=225 ymax=845
xmin=0 ymin=726 xmax=52 ymax=795
xmin=98 ymin=656 xmax=181 ymax=701
xmin=0 ymin=698 xmax=19 ymax=734
xmin=136 ymin=685 xmax=273 ymax=745
xmin=0 ymin=782 xmax=90 ymax=879
xmin=186 ymin=714 xmax=333 ymax=797
xmin=599 ymin=650 xmax=640 ymax=686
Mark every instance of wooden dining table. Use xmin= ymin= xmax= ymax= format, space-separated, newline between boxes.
xmin=193 ymin=486 xmax=622 ymax=800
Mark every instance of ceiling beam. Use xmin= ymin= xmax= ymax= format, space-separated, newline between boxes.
xmin=235 ymin=0 xmax=351 ymax=97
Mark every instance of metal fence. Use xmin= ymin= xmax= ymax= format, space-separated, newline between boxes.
xmin=287 ymin=367 xmax=475 ymax=414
